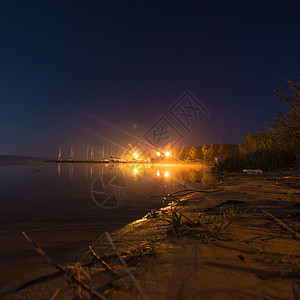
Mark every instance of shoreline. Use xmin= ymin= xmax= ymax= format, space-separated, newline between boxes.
xmin=1 ymin=169 xmax=300 ymax=299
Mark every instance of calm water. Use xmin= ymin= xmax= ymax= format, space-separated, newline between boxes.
xmin=0 ymin=160 xmax=211 ymax=285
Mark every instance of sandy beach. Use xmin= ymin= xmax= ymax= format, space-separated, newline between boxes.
xmin=1 ymin=169 xmax=299 ymax=299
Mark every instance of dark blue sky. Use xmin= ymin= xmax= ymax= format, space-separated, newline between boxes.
xmin=0 ymin=0 xmax=299 ymax=158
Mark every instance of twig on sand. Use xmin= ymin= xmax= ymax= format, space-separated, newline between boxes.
xmin=22 ymin=231 xmax=105 ymax=300
xmin=104 ymin=231 xmax=149 ymax=300
xmin=262 ymin=210 xmax=300 ymax=241
xmin=22 ymin=231 xmax=65 ymax=272
xmin=50 ymin=280 xmax=68 ymax=300
xmin=80 ymin=231 xmax=107 ymax=263
xmin=88 ymin=245 xmax=118 ymax=276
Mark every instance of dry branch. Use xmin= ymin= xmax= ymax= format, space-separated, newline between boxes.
xmin=21 ymin=231 xmax=105 ymax=300
xmin=104 ymin=231 xmax=148 ymax=300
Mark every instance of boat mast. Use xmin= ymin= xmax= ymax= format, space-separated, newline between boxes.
xmin=58 ymin=146 xmax=62 ymax=161
xmin=86 ymin=145 xmax=89 ymax=161
xmin=109 ymin=139 xmax=112 ymax=158
xmin=70 ymin=144 xmax=74 ymax=161
xmin=91 ymin=147 xmax=94 ymax=161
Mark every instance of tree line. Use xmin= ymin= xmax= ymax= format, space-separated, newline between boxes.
xmin=177 ymin=144 xmax=238 ymax=162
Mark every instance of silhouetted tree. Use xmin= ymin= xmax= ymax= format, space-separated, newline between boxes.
xmin=189 ymin=146 xmax=198 ymax=160
xmin=202 ymin=144 xmax=208 ymax=160
xmin=178 ymin=146 xmax=189 ymax=161
xmin=196 ymin=146 xmax=203 ymax=159
xmin=207 ymin=144 xmax=218 ymax=160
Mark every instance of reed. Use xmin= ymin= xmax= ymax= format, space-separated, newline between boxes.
xmin=212 ymin=148 xmax=297 ymax=173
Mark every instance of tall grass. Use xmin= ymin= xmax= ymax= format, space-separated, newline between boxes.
xmin=212 ymin=148 xmax=297 ymax=172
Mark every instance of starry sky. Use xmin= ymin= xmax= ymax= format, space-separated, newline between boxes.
xmin=0 ymin=0 xmax=299 ymax=158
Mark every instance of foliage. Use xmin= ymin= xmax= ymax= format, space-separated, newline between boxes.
xmin=211 ymin=148 xmax=296 ymax=172
xmin=161 ymin=206 xmax=249 ymax=238
xmin=207 ymin=144 xmax=218 ymax=161
xmin=202 ymin=144 xmax=208 ymax=160
xmin=189 ymin=146 xmax=198 ymax=160
xmin=178 ymin=146 xmax=189 ymax=161
xmin=177 ymin=143 xmax=237 ymax=162
xmin=213 ymin=79 xmax=300 ymax=172
xmin=160 ymin=207 xmax=193 ymax=236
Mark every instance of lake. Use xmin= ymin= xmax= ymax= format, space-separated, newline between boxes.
xmin=0 ymin=159 xmax=212 ymax=286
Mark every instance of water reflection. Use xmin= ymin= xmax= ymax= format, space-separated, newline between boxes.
xmin=57 ymin=163 xmax=214 ymax=188
xmin=0 ymin=161 xmax=214 ymax=287
xmin=69 ymin=164 xmax=73 ymax=181
xmin=85 ymin=164 xmax=95 ymax=181
xmin=57 ymin=163 xmax=61 ymax=178
xmin=55 ymin=163 xmax=215 ymax=207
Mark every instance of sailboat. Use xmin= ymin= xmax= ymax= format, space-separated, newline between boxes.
xmin=69 ymin=144 xmax=74 ymax=161
xmin=108 ymin=140 xmax=120 ymax=163
xmin=86 ymin=145 xmax=89 ymax=161
xmin=58 ymin=146 xmax=62 ymax=161
xmin=90 ymin=147 xmax=95 ymax=161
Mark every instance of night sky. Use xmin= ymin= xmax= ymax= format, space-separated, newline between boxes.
xmin=0 ymin=1 xmax=299 ymax=158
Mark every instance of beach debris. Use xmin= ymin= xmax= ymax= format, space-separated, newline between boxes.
xmin=262 ymin=210 xmax=300 ymax=241
xmin=82 ymin=231 xmax=148 ymax=299
xmin=88 ymin=246 xmax=118 ymax=276
xmin=22 ymin=231 xmax=105 ymax=299
xmin=30 ymin=168 xmax=43 ymax=174
xmin=237 ymin=254 xmax=245 ymax=261
xmin=104 ymin=232 xmax=148 ymax=300
xmin=144 ymin=210 xmax=159 ymax=219
xmin=243 ymin=169 xmax=263 ymax=174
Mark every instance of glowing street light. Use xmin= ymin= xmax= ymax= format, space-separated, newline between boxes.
xmin=164 ymin=171 xmax=169 ymax=178
xmin=164 ymin=151 xmax=170 ymax=157
xmin=157 ymin=152 xmax=161 ymax=157
xmin=133 ymin=152 xmax=138 ymax=159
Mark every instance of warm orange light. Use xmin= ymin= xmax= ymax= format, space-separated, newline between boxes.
xmin=164 ymin=171 xmax=169 ymax=178
xmin=157 ymin=152 xmax=161 ymax=157
xmin=165 ymin=151 xmax=170 ymax=157
xmin=156 ymin=170 xmax=160 ymax=177
xmin=133 ymin=168 xmax=138 ymax=175
xmin=133 ymin=152 xmax=138 ymax=159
